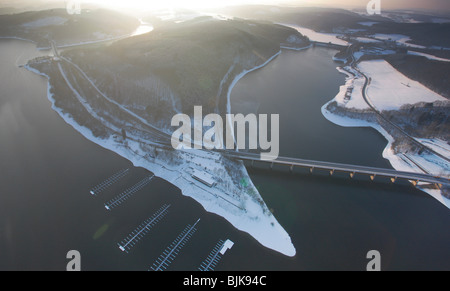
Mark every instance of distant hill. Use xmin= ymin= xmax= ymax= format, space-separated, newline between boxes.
xmin=0 ymin=8 xmax=139 ymax=47
xmin=63 ymin=18 xmax=308 ymax=123
xmin=215 ymin=6 xmax=376 ymax=30
xmin=214 ymin=5 xmax=450 ymax=47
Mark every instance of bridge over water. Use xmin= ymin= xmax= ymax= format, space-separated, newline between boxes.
xmin=48 ymin=38 xmax=449 ymax=188
xmin=222 ymin=151 xmax=450 ymax=187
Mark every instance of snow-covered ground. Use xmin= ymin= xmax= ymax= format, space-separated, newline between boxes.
xmin=332 ymin=56 xmax=443 ymax=112
xmin=380 ymin=12 xmax=423 ymax=24
xmin=407 ymin=51 xmax=450 ymax=63
xmin=356 ymin=48 xmax=396 ymax=62
xmin=322 ymin=57 xmax=450 ymax=209
xmin=332 ymin=67 xmax=370 ymax=111
xmin=322 ymin=102 xmax=450 ymax=209
xmin=25 ymin=54 xmax=297 ymax=258
xmin=358 ymin=21 xmax=378 ymax=27
xmin=355 ymin=37 xmax=382 ymax=44
xmin=416 ymin=138 xmax=450 ymax=159
xmin=359 ymin=60 xmax=447 ymax=111
xmin=281 ymin=24 xmax=348 ymax=46
xmin=131 ymin=25 xmax=154 ymax=36
xmin=370 ymin=34 xmax=426 ymax=49
xmin=49 ymin=23 xmax=153 ymax=49
xmin=22 ymin=16 xmax=67 ymax=28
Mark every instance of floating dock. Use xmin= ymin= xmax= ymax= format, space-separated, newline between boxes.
xmin=149 ymin=219 xmax=200 ymax=271
xmin=89 ymin=168 xmax=130 ymax=196
xmin=118 ymin=204 xmax=171 ymax=253
xmin=104 ymin=174 xmax=154 ymax=210
xmin=198 ymin=239 xmax=234 ymax=271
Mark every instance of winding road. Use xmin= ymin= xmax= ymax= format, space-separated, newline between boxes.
xmin=348 ymin=44 xmax=450 ymax=165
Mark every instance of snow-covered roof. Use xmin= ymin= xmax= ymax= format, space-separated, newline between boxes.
xmin=191 ymin=168 xmax=216 ymax=187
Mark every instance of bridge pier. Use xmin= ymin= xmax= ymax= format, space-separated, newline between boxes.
xmin=329 ymin=169 xmax=335 ymax=176
xmin=350 ymin=172 xmax=355 ymax=179
xmin=370 ymin=174 xmax=376 ymax=181
xmin=251 ymin=160 xmax=254 ymax=168
xmin=290 ymin=165 xmax=294 ymax=173
xmin=270 ymin=162 xmax=274 ymax=170
xmin=310 ymin=167 xmax=314 ymax=174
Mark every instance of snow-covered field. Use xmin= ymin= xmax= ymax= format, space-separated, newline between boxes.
xmin=322 ymin=58 xmax=450 ymax=209
xmin=358 ymin=21 xmax=378 ymax=27
xmin=407 ymin=51 xmax=450 ymax=63
xmin=359 ymin=60 xmax=447 ymax=111
xmin=416 ymin=138 xmax=450 ymax=159
xmin=355 ymin=37 xmax=382 ymax=44
xmin=370 ymin=33 xmax=426 ymax=49
xmin=281 ymin=24 xmax=348 ymax=46
xmin=333 ymin=58 xmax=446 ymax=112
xmin=131 ymin=24 xmax=154 ymax=36
xmin=22 ymin=16 xmax=67 ymax=28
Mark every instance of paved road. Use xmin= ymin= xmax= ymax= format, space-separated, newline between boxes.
xmin=349 ymin=45 xmax=450 ymax=164
xmin=223 ymin=151 xmax=450 ymax=186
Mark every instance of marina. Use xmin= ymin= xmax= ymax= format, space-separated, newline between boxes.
xmin=118 ymin=204 xmax=171 ymax=253
xmin=198 ymin=239 xmax=234 ymax=271
xmin=89 ymin=168 xmax=130 ymax=196
xmin=150 ymin=219 xmax=201 ymax=271
xmin=104 ymin=175 xmax=154 ymax=210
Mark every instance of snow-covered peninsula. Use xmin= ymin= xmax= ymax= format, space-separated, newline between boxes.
xmin=24 ymin=58 xmax=297 ymax=257
xmin=21 ymin=17 xmax=310 ymax=257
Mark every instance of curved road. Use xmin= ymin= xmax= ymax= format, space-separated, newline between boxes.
xmin=349 ymin=45 xmax=450 ymax=165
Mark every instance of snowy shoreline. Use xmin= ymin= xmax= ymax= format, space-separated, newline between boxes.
xmin=321 ymin=61 xmax=450 ymax=209
xmin=225 ymin=50 xmax=282 ymax=144
xmin=23 ymin=46 xmax=297 ymax=257
xmin=225 ymin=46 xmax=310 ymax=143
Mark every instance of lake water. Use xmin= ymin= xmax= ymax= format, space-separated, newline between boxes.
xmin=230 ymin=47 xmax=450 ymax=270
xmin=0 ymin=39 xmax=448 ymax=270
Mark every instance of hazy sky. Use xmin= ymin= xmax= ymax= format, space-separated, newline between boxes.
xmin=296 ymin=0 xmax=450 ymax=11
xmin=1 ymin=0 xmax=449 ymax=12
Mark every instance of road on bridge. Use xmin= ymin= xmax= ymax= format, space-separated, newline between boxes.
xmin=223 ymin=151 xmax=450 ymax=186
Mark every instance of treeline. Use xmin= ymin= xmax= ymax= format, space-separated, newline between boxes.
xmin=0 ymin=8 xmax=139 ymax=48
xmin=385 ymin=55 xmax=450 ymax=99
xmin=64 ymin=18 xmax=306 ymax=119
xmin=383 ymin=101 xmax=450 ymax=140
